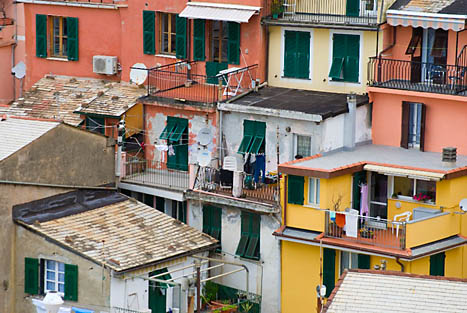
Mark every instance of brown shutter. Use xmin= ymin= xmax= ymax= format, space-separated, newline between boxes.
xmin=401 ymin=102 xmax=410 ymax=149
xmin=419 ymin=103 xmax=426 ymax=151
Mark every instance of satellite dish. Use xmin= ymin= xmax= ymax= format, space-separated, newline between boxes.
xmin=12 ymin=61 xmax=26 ymax=79
xmin=197 ymin=128 xmax=212 ymax=146
xmin=197 ymin=151 xmax=212 ymax=167
xmin=130 ymin=63 xmax=148 ymax=85
xmin=460 ymin=199 xmax=467 ymax=212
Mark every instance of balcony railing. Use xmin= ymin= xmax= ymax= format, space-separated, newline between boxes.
xmin=368 ymin=57 xmax=467 ymax=95
xmin=144 ymin=61 xmax=258 ymax=105
xmin=324 ymin=211 xmax=406 ymax=250
xmin=112 ymin=307 xmax=149 ymax=313
xmin=265 ymin=0 xmax=378 ymax=26
xmin=122 ymin=159 xmax=189 ymax=191
xmin=194 ymin=167 xmax=279 ymax=204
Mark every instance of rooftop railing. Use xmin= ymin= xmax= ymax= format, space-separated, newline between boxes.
xmin=264 ymin=0 xmax=379 ymax=26
xmin=143 ymin=61 xmax=258 ymax=105
xmin=368 ymin=57 xmax=467 ymax=96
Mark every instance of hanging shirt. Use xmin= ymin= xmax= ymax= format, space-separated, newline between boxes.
xmin=360 ymin=184 xmax=369 ymax=216
xmin=168 ymin=145 xmax=175 ymax=156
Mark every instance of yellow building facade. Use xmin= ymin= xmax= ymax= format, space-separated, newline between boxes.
xmin=276 ymin=152 xmax=467 ymax=313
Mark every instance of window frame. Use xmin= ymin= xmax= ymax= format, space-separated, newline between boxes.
xmin=235 ymin=211 xmax=260 ymax=260
xmin=294 ymin=134 xmax=312 ymax=158
xmin=210 ymin=20 xmax=228 ymax=63
xmin=328 ymin=30 xmax=362 ymax=85
xmin=159 ymin=12 xmax=177 ymax=55
xmin=391 ymin=175 xmax=436 ymax=204
xmin=307 ymin=177 xmax=320 ymax=206
xmin=281 ymin=28 xmax=312 ymax=80
xmin=44 ymin=260 xmax=65 ymax=295
xmin=49 ymin=16 xmax=68 ymax=58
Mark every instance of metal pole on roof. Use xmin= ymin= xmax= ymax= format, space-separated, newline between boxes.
xmin=195 ymin=260 xmax=201 ymax=313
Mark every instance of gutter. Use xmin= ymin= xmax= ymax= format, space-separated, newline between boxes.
xmin=15 ymin=0 xmax=124 ymax=9
xmin=0 ymin=180 xmax=117 ymax=190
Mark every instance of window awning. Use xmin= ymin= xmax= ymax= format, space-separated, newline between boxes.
xmin=363 ymin=164 xmax=445 ymax=181
xmin=179 ymin=2 xmax=261 ymax=23
xmin=387 ymin=10 xmax=467 ymax=31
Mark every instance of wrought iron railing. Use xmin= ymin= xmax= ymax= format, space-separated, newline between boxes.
xmin=122 ymin=159 xmax=189 ymax=190
xmin=194 ymin=166 xmax=278 ymax=203
xmin=324 ymin=211 xmax=406 ymax=250
xmin=143 ymin=61 xmax=258 ymax=105
xmin=112 ymin=307 xmax=149 ymax=313
xmin=368 ymin=57 xmax=467 ymax=95
xmin=265 ymin=0 xmax=379 ymax=25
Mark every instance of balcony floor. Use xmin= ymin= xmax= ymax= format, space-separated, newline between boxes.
xmin=210 ymin=185 xmax=278 ymax=204
xmin=269 ymin=13 xmax=377 ymax=26
xmin=122 ymin=169 xmax=189 ymax=191
xmin=373 ymin=80 xmax=467 ymax=96
xmin=325 ymin=226 xmax=404 ymax=250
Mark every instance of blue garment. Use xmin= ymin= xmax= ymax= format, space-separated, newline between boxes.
xmin=253 ymin=154 xmax=266 ymax=183
xmin=330 ymin=211 xmax=336 ymax=222
xmin=72 ymin=308 xmax=94 ymax=313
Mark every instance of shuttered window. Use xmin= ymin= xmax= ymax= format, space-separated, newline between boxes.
xmin=206 ymin=61 xmax=228 ymax=84
xmin=284 ymin=31 xmax=310 ymax=79
xmin=160 ymin=117 xmax=189 ymax=171
xmin=346 ymin=0 xmax=360 ymax=17
xmin=329 ymin=34 xmax=360 ymax=83
xmin=323 ymin=248 xmax=335 ymax=298
xmin=36 ymin=14 xmax=47 ymax=58
xmin=193 ymin=19 xmax=206 ymax=61
xmin=227 ymin=22 xmax=240 ymax=65
xmin=430 ymin=252 xmax=445 ymax=276
xmin=237 ymin=120 xmax=266 ymax=154
xmin=175 ymin=15 xmax=187 ymax=59
xmin=159 ymin=13 xmax=176 ymax=55
xmin=203 ymin=205 xmax=222 ymax=249
xmin=25 ymin=258 xmax=78 ymax=301
xmin=287 ymin=175 xmax=304 ymax=205
xmin=236 ymin=211 xmax=260 ymax=260
xmin=143 ymin=11 xmax=155 ymax=55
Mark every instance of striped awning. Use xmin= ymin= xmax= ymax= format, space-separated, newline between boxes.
xmin=387 ymin=10 xmax=467 ymax=31
xmin=179 ymin=2 xmax=260 ymax=23
xmin=363 ymin=164 xmax=445 ymax=181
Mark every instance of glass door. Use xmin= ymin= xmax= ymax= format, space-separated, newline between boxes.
xmin=369 ymin=172 xmax=388 ymax=219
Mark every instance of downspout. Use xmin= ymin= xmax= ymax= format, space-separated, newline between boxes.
xmin=375 ymin=0 xmax=385 ymax=56
xmin=283 ymin=175 xmax=287 ymax=225
xmin=12 ymin=1 xmax=18 ymax=101
xmin=395 ymin=257 xmax=404 ymax=272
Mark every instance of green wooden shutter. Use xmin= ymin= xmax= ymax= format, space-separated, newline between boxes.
xmin=287 ymin=175 xmax=304 ymax=205
xmin=175 ymin=15 xmax=187 ymax=59
xmin=193 ymin=19 xmax=205 ymax=61
xmin=330 ymin=34 xmax=346 ymax=81
xmin=236 ymin=211 xmax=250 ymax=256
xmin=238 ymin=120 xmax=256 ymax=154
xmin=143 ymin=11 xmax=155 ymax=55
xmin=212 ymin=206 xmax=222 ymax=241
xmin=203 ymin=206 xmax=212 ymax=234
xmin=24 ymin=258 xmax=39 ymax=295
xmin=352 ymin=171 xmax=366 ymax=211
xmin=248 ymin=121 xmax=266 ymax=154
xmin=323 ymin=248 xmax=335 ymax=298
xmin=346 ymin=0 xmax=360 ymax=17
xmin=430 ymin=252 xmax=445 ymax=276
xmin=296 ymin=31 xmax=310 ymax=79
xmin=66 ymin=17 xmax=79 ymax=61
xmin=344 ymin=34 xmax=360 ymax=83
xmin=245 ymin=213 xmax=260 ymax=260
xmin=357 ymin=254 xmax=370 ymax=269
xmin=227 ymin=22 xmax=240 ymax=64
xmin=64 ymin=264 xmax=78 ymax=301
xmin=284 ymin=31 xmax=297 ymax=78
xmin=36 ymin=14 xmax=47 ymax=58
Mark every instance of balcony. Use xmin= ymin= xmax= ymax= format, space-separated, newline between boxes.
xmin=145 ymin=61 xmax=258 ymax=105
xmin=264 ymin=0 xmax=379 ymax=27
xmin=122 ymin=159 xmax=189 ymax=191
xmin=368 ymin=57 xmax=467 ymax=96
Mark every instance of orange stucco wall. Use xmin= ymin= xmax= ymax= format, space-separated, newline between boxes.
xmin=0 ymin=2 xmax=25 ymax=104
xmin=23 ymin=0 xmax=267 ymax=90
xmin=370 ymin=88 xmax=467 ymax=154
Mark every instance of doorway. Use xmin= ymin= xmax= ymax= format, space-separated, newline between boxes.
xmin=369 ymin=172 xmax=388 ymax=219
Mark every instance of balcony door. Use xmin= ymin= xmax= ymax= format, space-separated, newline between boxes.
xmin=369 ymin=172 xmax=388 ymax=219
xmin=421 ymin=28 xmax=448 ymax=83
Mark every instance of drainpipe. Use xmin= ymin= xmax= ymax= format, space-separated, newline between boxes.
xmin=11 ymin=1 xmax=18 ymax=101
xmin=395 ymin=257 xmax=404 ymax=272
xmin=344 ymin=94 xmax=356 ymax=151
xmin=378 ymin=25 xmax=396 ymax=57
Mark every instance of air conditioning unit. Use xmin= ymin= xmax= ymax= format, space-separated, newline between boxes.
xmin=93 ymin=55 xmax=118 ymax=75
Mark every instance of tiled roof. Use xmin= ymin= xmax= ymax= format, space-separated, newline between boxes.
xmin=324 ymin=270 xmax=467 ymax=312
xmin=13 ymin=190 xmax=217 ymax=273
xmin=0 ymin=116 xmax=59 ymax=161
xmin=389 ymin=0 xmax=467 ymax=14
xmin=6 ymin=75 xmax=144 ymax=126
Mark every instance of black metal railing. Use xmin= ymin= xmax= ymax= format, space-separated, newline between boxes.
xmin=143 ymin=61 xmax=258 ymax=105
xmin=368 ymin=57 xmax=467 ymax=95
xmin=265 ymin=0 xmax=378 ymax=25
xmin=122 ymin=159 xmax=189 ymax=190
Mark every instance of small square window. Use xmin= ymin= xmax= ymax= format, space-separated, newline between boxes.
xmin=295 ymin=135 xmax=311 ymax=158
xmin=44 ymin=260 xmax=66 ymax=294
xmin=308 ymin=177 xmax=320 ymax=205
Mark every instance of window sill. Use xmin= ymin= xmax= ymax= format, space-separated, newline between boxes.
xmin=391 ymin=197 xmax=436 ymax=206
xmin=155 ymin=54 xmax=176 ymax=59
xmin=46 ymin=57 xmax=68 ymax=62
xmin=281 ymin=76 xmax=311 ymax=81
xmin=304 ymin=204 xmax=320 ymax=209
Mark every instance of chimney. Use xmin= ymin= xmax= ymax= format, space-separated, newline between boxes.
xmin=344 ymin=94 xmax=357 ymax=150
xmin=442 ymin=147 xmax=457 ymax=167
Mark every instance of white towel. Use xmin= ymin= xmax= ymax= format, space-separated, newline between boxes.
xmin=346 ymin=211 xmax=359 ymax=238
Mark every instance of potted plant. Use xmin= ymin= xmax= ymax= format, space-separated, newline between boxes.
xmin=202 ymin=281 xmax=219 ymax=310
xmin=271 ymin=0 xmax=283 ymax=19
xmin=413 ymin=193 xmax=431 ymax=202
xmin=359 ymin=228 xmax=374 ymax=239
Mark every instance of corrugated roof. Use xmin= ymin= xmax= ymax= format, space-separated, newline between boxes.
xmin=324 ymin=270 xmax=467 ymax=312
xmin=389 ymin=0 xmax=467 ymax=14
xmin=5 ymin=75 xmax=144 ymax=126
xmin=179 ymin=2 xmax=260 ymax=23
xmin=0 ymin=117 xmax=59 ymax=161
xmin=14 ymin=190 xmax=217 ymax=272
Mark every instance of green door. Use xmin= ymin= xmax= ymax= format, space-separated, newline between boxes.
xmin=167 ymin=117 xmax=188 ymax=171
xmin=346 ymin=0 xmax=360 ymax=17
xmin=352 ymin=171 xmax=366 ymax=211
xmin=149 ymin=283 xmax=166 ymax=313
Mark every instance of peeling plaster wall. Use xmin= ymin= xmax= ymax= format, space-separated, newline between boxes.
xmin=188 ymin=201 xmax=281 ymax=313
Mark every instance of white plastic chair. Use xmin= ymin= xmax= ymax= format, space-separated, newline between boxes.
xmin=392 ymin=211 xmax=412 ymax=237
